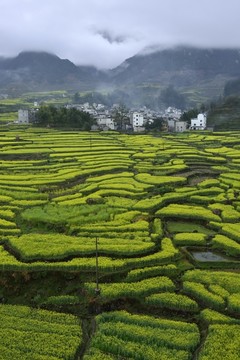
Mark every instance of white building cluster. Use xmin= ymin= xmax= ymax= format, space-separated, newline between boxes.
xmin=17 ymin=101 xmax=207 ymax=132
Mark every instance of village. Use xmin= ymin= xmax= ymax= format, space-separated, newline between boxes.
xmin=17 ymin=102 xmax=207 ymax=132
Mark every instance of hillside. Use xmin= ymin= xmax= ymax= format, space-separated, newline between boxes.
xmin=112 ymin=47 xmax=240 ymax=84
xmin=110 ymin=46 xmax=240 ymax=107
xmin=0 ymin=51 xmax=104 ymax=92
xmin=2 ymin=47 xmax=240 ymax=107
xmin=0 ymin=128 xmax=240 ymax=359
xmin=207 ymin=95 xmax=240 ymax=130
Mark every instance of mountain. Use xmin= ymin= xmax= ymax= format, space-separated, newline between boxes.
xmin=205 ymin=77 xmax=240 ymax=130
xmin=110 ymin=46 xmax=240 ymax=106
xmin=223 ymin=78 xmax=240 ymax=97
xmin=208 ymin=95 xmax=240 ymax=130
xmin=111 ymin=46 xmax=240 ymax=84
xmin=0 ymin=51 xmax=105 ymax=93
xmin=2 ymin=47 xmax=240 ymax=107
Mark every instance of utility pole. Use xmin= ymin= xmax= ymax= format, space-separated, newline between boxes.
xmin=89 ymin=134 xmax=92 ymax=150
xmin=95 ymin=237 xmax=101 ymax=296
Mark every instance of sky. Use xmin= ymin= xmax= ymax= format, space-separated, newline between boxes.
xmin=1 ymin=0 xmax=240 ymax=69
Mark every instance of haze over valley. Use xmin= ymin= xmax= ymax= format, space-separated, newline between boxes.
xmin=2 ymin=46 xmax=240 ymax=110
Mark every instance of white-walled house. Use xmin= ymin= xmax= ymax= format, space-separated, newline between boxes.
xmin=18 ymin=109 xmax=29 ymax=124
xmin=130 ymin=111 xmax=146 ymax=131
xmin=17 ymin=109 xmax=38 ymax=124
xmin=190 ymin=113 xmax=207 ymax=130
xmin=175 ymin=121 xmax=188 ymax=132
xmin=167 ymin=119 xmax=176 ymax=132
xmin=167 ymin=119 xmax=187 ymax=132
xmin=96 ymin=117 xmax=115 ymax=130
xmin=130 ymin=112 xmax=144 ymax=127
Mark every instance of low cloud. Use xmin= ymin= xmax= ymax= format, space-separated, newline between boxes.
xmin=94 ymin=30 xmax=129 ymax=45
xmin=1 ymin=0 xmax=240 ymax=68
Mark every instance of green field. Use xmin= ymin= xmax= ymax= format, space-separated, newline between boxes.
xmin=0 ymin=127 xmax=239 ymax=359
xmin=0 ymin=91 xmax=71 ymax=124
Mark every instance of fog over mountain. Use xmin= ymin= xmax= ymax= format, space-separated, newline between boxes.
xmin=1 ymin=0 xmax=240 ymax=68
xmin=2 ymin=0 xmax=240 ymax=107
xmin=1 ymin=47 xmax=240 ymax=109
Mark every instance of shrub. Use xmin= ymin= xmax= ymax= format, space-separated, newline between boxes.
xmin=43 ymin=295 xmax=79 ymax=306
xmin=183 ymin=281 xmax=225 ymax=311
xmin=135 ymin=173 xmax=186 ymax=186
xmin=0 ymin=304 xmax=81 ymax=359
xmin=85 ymin=276 xmax=175 ymax=300
xmin=125 ymin=264 xmax=178 ymax=282
xmin=173 ymin=232 xmax=207 ymax=246
xmin=156 ymin=204 xmax=221 ymax=222
xmin=200 ymin=309 xmax=240 ymax=324
xmin=211 ymin=234 xmax=240 ymax=257
xmin=145 ymin=292 xmax=199 ymax=312
xmin=198 ymin=324 xmax=240 ymax=360
xmin=227 ymin=293 xmax=240 ymax=313
xmin=84 ymin=310 xmax=200 ymax=360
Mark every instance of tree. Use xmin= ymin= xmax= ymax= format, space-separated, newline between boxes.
xmin=35 ymin=105 xmax=57 ymax=127
xmin=35 ymin=105 xmax=96 ymax=129
xmin=180 ymin=108 xmax=198 ymax=124
xmin=145 ymin=117 xmax=165 ymax=131
xmin=73 ymin=92 xmax=81 ymax=103
xmin=224 ymin=78 xmax=240 ymax=97
xmin=111 ymin=104 xmax=130 ymax=130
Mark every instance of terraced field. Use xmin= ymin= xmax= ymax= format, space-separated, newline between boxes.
xmin=0 ymin=128 xmax=239 ymax=359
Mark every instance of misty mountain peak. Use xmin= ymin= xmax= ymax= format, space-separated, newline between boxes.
xmin=1 ymin=46 xmax=240 ymax=104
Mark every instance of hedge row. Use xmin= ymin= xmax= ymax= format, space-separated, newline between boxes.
xmin=145 ymin=292 xmax=199 ymax=312
xmin=182 ymin=281 xmax=225 ymax=311
xmin=198 ymin=324 xmax=240 ymax=360
xmin=125 ymin=264 xmax=178 ymax=282
xmin=6 ymin=233 xmax=155 ymax=261
xmin=84 ymin=310 xmax=200 ymax=360
xmin=156 ymin=204 xmax=221 ymax=222
xmin=0 ymin=304 xmax=81 ymax=359
xmin=211 ymin=234 xmax=240 ymax=257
